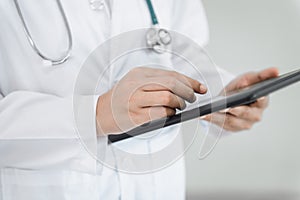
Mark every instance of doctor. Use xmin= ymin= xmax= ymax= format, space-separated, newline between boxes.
xmin=0 ymin=0 xmax=278 ymax=199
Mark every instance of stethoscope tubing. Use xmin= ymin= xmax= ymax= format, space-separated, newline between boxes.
xmin=14 ymin=0 xmax=171 ymax=65
xmin=13 ymin=0 xmax=73 ymax=65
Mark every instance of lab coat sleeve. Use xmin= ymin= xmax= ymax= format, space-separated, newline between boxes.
xmin=0 ymin=91 xmax=104 ymax=174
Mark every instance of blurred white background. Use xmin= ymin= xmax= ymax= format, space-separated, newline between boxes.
xmin=185 ymin=0 xmax=300 ymax=199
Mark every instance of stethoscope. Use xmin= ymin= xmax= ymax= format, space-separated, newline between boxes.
xmin=13 ymin=0 xmax=172 ymax=66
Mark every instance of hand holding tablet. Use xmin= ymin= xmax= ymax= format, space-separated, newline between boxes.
xmin=202 ymin=68 xmax=278 ymax=132
xmin=109 ymin=68 xmax=300 ymax=143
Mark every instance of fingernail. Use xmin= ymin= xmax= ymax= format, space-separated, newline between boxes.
xmin=200 ymin=115 xmax=207 ymax=120
xmin=219 ymin=108 xmax=230 ymax=113
xmin=200 ymin=85 xmax=207 ymax=93
xmin=258 ymin=97 xmax=266 ymax=101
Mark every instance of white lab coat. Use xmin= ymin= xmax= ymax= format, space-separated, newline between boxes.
xmin=0 ymin=0 xmax=233 ymax=199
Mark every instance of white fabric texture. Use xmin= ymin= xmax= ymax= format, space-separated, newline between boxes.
xmin=0 ymin=0 xmax=234 ymax=199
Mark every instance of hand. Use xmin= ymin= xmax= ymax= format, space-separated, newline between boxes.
xmin=202 ymin=67 xmax=279 ymax=132
xmin=96 ymin=67 xmax=207 ymax=135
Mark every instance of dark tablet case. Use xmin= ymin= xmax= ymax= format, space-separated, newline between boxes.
xmin=108 ymin=69 xmax=300 ymax=143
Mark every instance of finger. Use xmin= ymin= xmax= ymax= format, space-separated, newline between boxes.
xmin=256 ymin=67 xmax=279 ymax=80
xmin=134 ymin=91 xmax=186 ymax=110
xmin=246 ymin=67 xmax=279 ymax=84
xmin=141 ymin=78 xmax=197 ymax=103
xmin=219 ymin=108 xmax=230 ymax=113
xmin=129 ymin=106 xmax=176 ymax=126
xmin=227 ymin=106 xmax=263 ymax=122
xmin=141 ymin=68 xmax=207 ymax=94
xmin=226 ymin=67 xmax=279 ymax=91
xmin=204 ymin=113 xmax=254 ymax=132
xmin=144 ymin=106 xmax=176 ymax=121
xmin=250 ymin=96 xmax=269 ymax=109
xmin=245 ymin=68 xmax=279 ymax=86
xmin=170 ymin=71 xmax=207 ymax=94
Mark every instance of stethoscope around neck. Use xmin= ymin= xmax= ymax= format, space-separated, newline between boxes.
xmin=13 ymin=0 xmax=172 ymax=66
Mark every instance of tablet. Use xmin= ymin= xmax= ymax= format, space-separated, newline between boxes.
xmin=108 ymin=69 xmax=300 ymax=143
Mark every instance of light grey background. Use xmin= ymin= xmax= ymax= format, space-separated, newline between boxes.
xmin=185 ymin=0 xmax=300 ymax=199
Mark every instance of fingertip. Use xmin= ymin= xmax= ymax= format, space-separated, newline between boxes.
xmin=269 ymin=67 xmax=279 ymax=76
xmin=199 ymin=116 xmax=206 ymax=120
xmin=263 ymin=67 xmax=279 ymax=78
xmin=200 ymin=84 xmax=207 ymax=94
xmin=219 ymin=108 xmax=230 ymax=113
xmin=257 ymin=96 xmax=267 ymax=102
xmin=200 ymin=114 xmax=210 ymax=121
xmin=191 ymin=94 xmax=197 ymax=103
xmin=181 ymin=101 xmax=187 ymax=110
xmin=255 ymin=96 xmax=269 ymax=108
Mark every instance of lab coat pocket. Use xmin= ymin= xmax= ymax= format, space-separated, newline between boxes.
xmin=0 ymin=168 xmax=99 ymax=200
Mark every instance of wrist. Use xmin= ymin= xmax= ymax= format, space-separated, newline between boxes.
xmin=96 ymin=91 xmax=120 ymax=135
